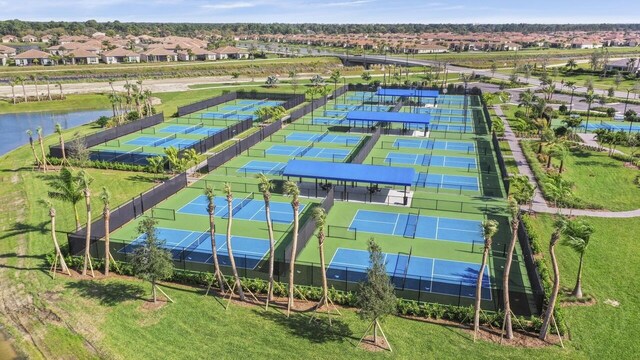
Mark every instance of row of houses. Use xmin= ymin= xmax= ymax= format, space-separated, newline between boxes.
xmin=0 ymin=44 xmax=249 ymax=66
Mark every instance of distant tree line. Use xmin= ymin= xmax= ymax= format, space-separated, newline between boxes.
xmin=3 ymin=20 xmax=640 ymax=37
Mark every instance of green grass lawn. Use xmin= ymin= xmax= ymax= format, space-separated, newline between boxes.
xmin=522 ymin=214 xmax=640 ymax=359
xmin=0 ymin=93 xmax=111 ymax=114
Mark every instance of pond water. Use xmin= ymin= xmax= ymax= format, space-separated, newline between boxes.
xmin=0 ymin=109 xmax=111 ymax=156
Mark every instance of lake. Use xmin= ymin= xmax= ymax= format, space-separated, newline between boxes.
xmin=0 ymin=109 xmax=111 ymax=156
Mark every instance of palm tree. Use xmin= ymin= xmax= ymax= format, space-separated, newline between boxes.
xmin=544 ymin=175 xmax=573 ymax=209
xmin=26 ymin=130 xmax=42 ymax=168
xmin=223 ymin=183 xmax=245 ymax=301
xmin=582 ymin=91 xmax=597 ymax=134
xmin=48 ymin=167 xmax=83 ymax=231
xmin=56 ymin=82 xmax=64 ymax=100
xmin=204 ymin=185 xmax=225 ymax=292
xmin=329 ymin=69 xmax=342 ymax=105
xmin=553 ymin=144 xmax=571 ymax=173
xmin=312 ymin=207 xmax=332 ymax=319
xmin=41 ymin=199 xmax=71 ymax=277
xmin=562 ymin=219 xmax=595 ymax=299
xmin=501 ymin=198 xmax=519 ymax=340
xmin=518 ymin=89 xmax=535 ymax=118
xmin=78 ymin=170 xmax=95 ymax=277
xmin=107 ymin=93 xmax=119 ymax=118
xmin=283 ymin=180 xmax=301 ymax=317
xmin=108 ymin=78 xmax=116 ymax=93
xmin=539 ymin=218 xmax=568 ymax=340
xmin=16 ymin=76 xmax=27 ymax=103
xmin=30 ymin=75 xmax=40 ymax=101
xmin=566 ymin=59 xmax=577 ymax=71
xmin=146 ymin=156 xmax=165 ymax=180
xmin=36 ymin=127 xmax=48 ymax=172
xmin=256 ymin=174 xmax=277 ymax=308
xmin=55 ymin=123 xmax=67 ymax=165
xmin=9 ymin=80 xmax=16 ymax=104
xmin=43 ymin=75 xmax=52 ymax=101
xmin=99 ymin=187 xmax=115 ymax=276
xmin=474 ymin=219 xmax=498 ymax=342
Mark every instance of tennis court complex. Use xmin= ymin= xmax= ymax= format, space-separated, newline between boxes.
xmin=383 ymin=153 xmax=477 ymax=170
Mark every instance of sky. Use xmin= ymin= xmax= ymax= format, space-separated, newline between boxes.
xmin=1 ymin=0 xmax=639 ymax=24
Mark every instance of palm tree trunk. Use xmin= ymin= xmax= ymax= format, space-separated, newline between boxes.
xmin=38 ymin=136 xmax=48 ymax=173
xmin=152 ymin=280 xmax=157 ymax=303
xmin=73 ymin=204 xmax=81 ymax=231
xmin=11 ymin=85 xmax=16 ymax=104
xmin=473 ymin=245 xmax=489 ymax=341
xmin=502 ymin=220 xmax=519 ymax=340
xmin=226 ymin=197 xmax=245 ymax=301
xmin=104 ymin=208 xmax=111 ymax=276
xmin=82 ymin=190 xmax=93 ymax=277
xmin=208 ymin=211 xmax=225 ymax=291
xmin=319 ymin=231 xmax=329 ymax=309
xmin=572 ymin=253 xmax=584 ymax=298
xmin=46 ymin=82 xmax=52 ymax=101
xmin=22 ymin=84 xmax=28 ymax=103
xmin=539 ymin=233 xmax=561 ymax=340
xmin=264 ymin=197 xmax=276 ymax=304
xmin=50 ymin=210 xmax=70 ymax=275
xmin=287 ymin=204 xmax=300 ymax=316
xmin=29 ymin=142 xmax=41 ymax=167
xmin=59 ymin=134 xmax=67 ymax=165
xmin=34 ymin=82 xmax=40 ymax=101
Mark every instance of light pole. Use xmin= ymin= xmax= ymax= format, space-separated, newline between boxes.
xmin=624 ymin=89 xmax=630 ymax=115
xmin=570 ymin=86 xmax=576 ymax=112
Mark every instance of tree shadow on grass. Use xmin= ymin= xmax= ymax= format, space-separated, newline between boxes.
xmin=0 ymin=220 xmax=49 ymax=240
xmin=66 ymin=280 xmax=145 ymax=306
xmin=253 ymin=308 xmax=355 ymax=344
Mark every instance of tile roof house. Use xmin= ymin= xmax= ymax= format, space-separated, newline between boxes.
xmin=0 ymin=44 xmax=17 ymax=57
xmin=14 ymin=49 xmax=52 ymax=66
xmin=41 ymin=35 xmax=53 ymax=44
xmin=605 ymin=58 xmax=639 ymax=74
xmin=1 ymin=35 xmax=17 ymax=43
xmin=213 ymin=46 xmax=249 ymax=59
xmin=64 ymin=49 xmax=100 ymax=65
xmin=141 ymin=47 xmax=177 ymax=62
xmin=21 ymin=35 xmax=38 ymax=43
xmin=0 ymin=54 xmax=7 ymax=66
xmin=101 ymin=48 xmax=141 ymax=64
xmin=177 ymin=47 xmax=216 ymax=61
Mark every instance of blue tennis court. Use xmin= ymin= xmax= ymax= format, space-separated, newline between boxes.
xmin=384 ymin=153 xmax=477 ymax=169
xmin=312 ymin=117 xmax=346 ymax=125
xmin=159 ymin=124 xmax=224 ymax=136
xmin=178 ymin=194 xmax=304 ymax=224
xmin=327 ymin=248 xmax=491 ymax=299
xmin=201 ymin=112 xmax=254 ymax=121
xmin=579 ymin=122 xmax=640 ymax=133
xmin=286 ymin=132 xmax=362 ymax=146
xmin=416 ymin=108 xmax=465 ymax=116
xmin=323 ymin=110 xmax=348 ymax=118
xmin=238 ymin=160 xmax=286 ymax=175
xmin=349 ymin=210 xmax=483 ymax=244
xmin=125 ymin=136 xmax=198 ymax=149
xmin=266 ymin=145 xmax=351 ymax=161
xmin=430 ymin=116 xmax=467 ymax=124
xmin=431 ymin=124 xmax=474 ymax=132
xmin=236 ymin=99 xmax=282 ymax=107
xmin=392 ymin=138 xmax=475 ymax=153
xmin=413 ymin=173 xmax=480 ymax=192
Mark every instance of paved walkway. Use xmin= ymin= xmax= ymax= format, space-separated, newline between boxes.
xmin=494 ymin=105 xmax=640 ymax=218
xmin=576 ymin=133 xmax=624 ymax=155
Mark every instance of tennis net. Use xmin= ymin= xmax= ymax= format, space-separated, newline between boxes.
xmin=403 ymin=211 xmax=419 ymax=238
xmin=421 ymin=155 xmax=431 ymax=166
xmin=315 ymin=130 xmax=330 ymax=143
xmin=186 ymin=231 xmax=210 ymax=253
xmin=183 ymin=123 xmax=204 ymax=134
xmin=152 ymin=134 xmax=177 ymax=147
xmin=112 ymin=146 xmax=144 ymax=162
xmin=227 ymin=192 xmax=255 ymax=217
xmin=297 ymin=143 xmax=314 ymax=157
xmin=151 ymin=207 xmax=176 ymax=221
xmin=241 ymin=103 xmax=254 ymax=111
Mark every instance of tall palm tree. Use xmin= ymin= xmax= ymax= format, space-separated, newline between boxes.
xmin=283 ymin=180 xmax=301 ymax=317
xmin=41 ymin=199 xmax=70 ymax=277
xmin=562 ymin=219 xmax=594 ymax=299
xmin=256 ymin=174 xmax=277 ymax=308
xmin=9 ymin=80 xmax=16 ymax=104
xmin=30 ymin=75 xmax=40 ymax=102
xmin=56 ymin=82 xmax=64 ymax=100
xmin=501 ymin=198 xmax=519 ymax=340
xmin=48 ymin=167 xmax=83 ymax=231
xmin=78 ymin=170 xmax=95 ymax=277
xmin=43 ymin=75 xmax=52 ymax=101
xmin=108 ymin=78 xmax=116 ymax=93
xmin=55 ymin=123 xmax=67 ymax=165
xmin=204 ymin=185 xmax=225 ymax=292
xmin=566 ymin=59 xmax=577 ymax=71
xmin=474 ymin=219 xmax=498 ymax=342
xmin=312 ymin=207 xmax=331 ymax=315
xmin=224 ymin=183 xmax=245 ymax=301
xmin=99 ymin=187 xmax=114 ymax=276
xmin=539 ymin=218 xmax=568 ymax=340
xmin=518 ymin=89 xmax=535 ymax=118
xmin=26 ymin=130 xmax=42 ymax=168
xmin=582 ymin=91 xmax=596 ymax=133
xmin=16 ymin=76 xmax=27 ymax=103
xmin=329 ymin=69 xmax=342 ymax=105
xmin=36 ymin=127 xmax=48 ymax=172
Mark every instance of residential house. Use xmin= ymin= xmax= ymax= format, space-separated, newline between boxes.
xmin=141 ymin=48 xmax=177 ymax=62
xmin=0 ymin=44 xmax=17 ymax=57
xmin=571 ymin=42 xmax=603 ymax=49
xmin=502 ymin=43 xmax=522 ymax=51
xmin=408 ymin=44 xmax=448 ymax=54
xmin=1 ymin=35 xmax=17 ymax=43
xmin=21 ymin=35 xmax=38 ymax=43
xmin=14 ymin=49 xmax=53 ymax=66
xmin=177 ymin=47 xmax=216 ymax=61
xmin=213 ymin=46 xmax=249 ymax=59
xmin=101 ymin=48 xmax=140 ymax=64
xmin=41 ymin=35 xmax=53 ymax=44
xmin=65 ymin=49 xmax=100 ymax=65
xmin=605 ymin=58 xmax=639 ymax=74
xmin=0 ymin=54 xmax=7 ymax=66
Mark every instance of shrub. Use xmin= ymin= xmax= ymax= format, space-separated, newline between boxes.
xmin=96 ymin=116 xmax=110 ymax=128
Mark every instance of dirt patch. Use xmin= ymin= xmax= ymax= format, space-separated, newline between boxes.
xmin=560 ymin=297 xmax=597 ymax=307
xmin=623 ymin=162 xmax=639 ymax=170
xmin=463 ymin=325 xmax=564 ymax=348
xmin=358 ymin=335 xmax=390 ymax=352
xmin=140 ymin=299 xmax=168 ymax=311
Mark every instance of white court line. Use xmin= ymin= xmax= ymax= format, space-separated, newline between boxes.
xmin=435 ymin=217 xmax=440 ymax=240
xmin=430 ymin=259 xmax=435 ymax=292
xmin=391 ymin=213 xmax=401 ymax=235
xmin=168 ymin=231 xmax=196 ymax=250
xmin=249 ymin=204 xmax=266 ymax=221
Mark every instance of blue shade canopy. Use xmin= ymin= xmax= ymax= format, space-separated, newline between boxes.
xmin=346 ymin=110 xmax=430 ymax=125
xmin=375 ymin=88 xmax=440 ymax=98
xmin=282 ymin=160 xmax=415 ymax=186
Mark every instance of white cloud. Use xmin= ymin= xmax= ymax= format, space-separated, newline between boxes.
xmin=201 ymin=1 xmax=257 ymax=10
xmin=320 ymin=0 xmax=375 ymax=7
